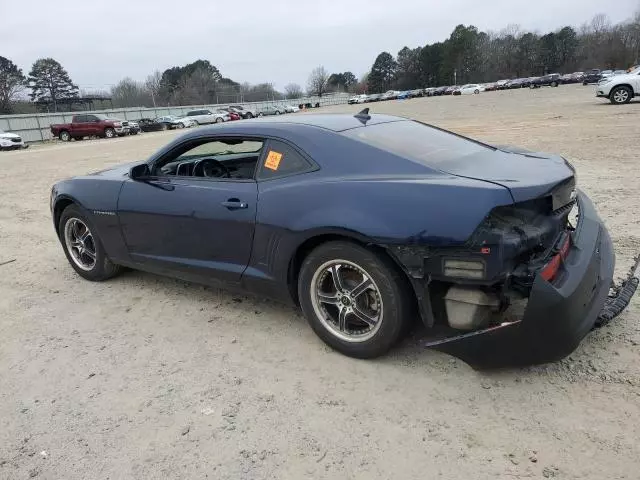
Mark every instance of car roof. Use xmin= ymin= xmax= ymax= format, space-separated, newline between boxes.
xmin=191 ymin=113 xmax=403 ymax=134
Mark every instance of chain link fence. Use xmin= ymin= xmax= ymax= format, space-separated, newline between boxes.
xmin=0 ymin=93 xmax=351 ymax=143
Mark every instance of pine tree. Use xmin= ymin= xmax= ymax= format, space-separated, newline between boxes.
xmin=28 ymin=58 xmax=79 ymax=111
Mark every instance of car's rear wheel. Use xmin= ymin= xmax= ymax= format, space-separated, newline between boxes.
xmin=246 ymin=113 xmax=254 ymax=119
xmin=474 ymin=89 xmax=480 ymax=94
xmin=59 ymin=131 xmax=71 ymax=142
xmin=551 ymin=81 xmax=558 ymax=87
xmin=58 ymin=205 xmax=122 ymax=281
xmin=215 ymin=117 xmax=224 ymax=123
xmin=104 ymin=128 xmax=116 ymax=138
xmin=177 ymin=122 xmax=185 ymax=129
xmin=298 ymin=241 xmax=412 ymax=358
xmin=610 ymin=86 xmax=632 ymax=104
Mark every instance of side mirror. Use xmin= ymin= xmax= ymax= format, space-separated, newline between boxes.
xmin=130 ymin=163 xmax=151 ymax=180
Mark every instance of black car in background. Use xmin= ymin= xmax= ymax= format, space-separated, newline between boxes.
xmin=137 ymin=118 xmax=165 ymax=132
xmin=582 ymin=69 xmax=602 ymax=85
xmin=530 ymin=73 xmax=562 ymax=88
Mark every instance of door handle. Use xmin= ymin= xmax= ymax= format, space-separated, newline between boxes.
xmin=221 ymin=199 xmax=248 ymax=210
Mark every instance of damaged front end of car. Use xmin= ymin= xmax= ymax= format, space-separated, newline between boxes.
xmin=388 ymin=186 xmax=639 ymax=368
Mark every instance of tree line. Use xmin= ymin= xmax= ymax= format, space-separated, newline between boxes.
xmin=367 ymin=11 xmax=640 ymax=92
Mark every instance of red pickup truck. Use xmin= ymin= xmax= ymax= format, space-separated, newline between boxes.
xmin=50 ymin=114 xmax=130 ymax=141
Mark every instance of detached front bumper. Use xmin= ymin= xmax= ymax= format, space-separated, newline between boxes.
xmin=431 ymin=191 xmax=634 ymax=368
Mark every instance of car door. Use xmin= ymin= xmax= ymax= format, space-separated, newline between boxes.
xmin=117 ymin=137 xmax=263 ymax=285
xmin=72 ymin=115 xmax=89 ymax=137
xmin=83 ymin=115 xmax=100 ymax=136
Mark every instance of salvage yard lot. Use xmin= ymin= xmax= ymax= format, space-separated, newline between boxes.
xmin=1 ymin=85 xmax=639 ymax=479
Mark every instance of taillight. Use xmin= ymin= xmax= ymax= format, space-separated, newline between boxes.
xmin=540 ymin=235 xmax=571 ymax=282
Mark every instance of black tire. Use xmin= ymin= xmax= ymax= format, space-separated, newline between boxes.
xmin=551 ymin=81 xmax=558 ymax=87
xmin=583 ymin=81 xmax=588 ymax=86
xmin=215 ymin=117 xmax=224 ymax=123
xmin=104 ymin=127 xmax=116 ymax=138
xmin=609 ymin=85 xmax=633 ymax=105
xmin=130 ymin=130 xmax=138 ymax=135
xmin=298 ymin=241 xmax=412 ymax=359
xmin=58 ymin=204 xmax=122 ymax=281
xmin=529 ymin=84 xmax=535 ymax=89
xmin=246 ymin=113 xmax=254 ymax=119
xmin=474 ymin=89 xmax=479 ymax=94
xmin=59 ymin=131 xmax=71 ymax=142
xmin=177 ymin=122 xmax=185 ymax=129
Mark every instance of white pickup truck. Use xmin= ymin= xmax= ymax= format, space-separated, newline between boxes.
xmin=184 ymin=109 xmax=229 ymax=125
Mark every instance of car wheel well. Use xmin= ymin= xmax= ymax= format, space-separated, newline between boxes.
xmin=610 ymin=84 xmax=634 ymax=95
xmin=53 ymin=198 xmax=75 ymax=234
xmin=287 ymin=234 xmax=416 ymax=307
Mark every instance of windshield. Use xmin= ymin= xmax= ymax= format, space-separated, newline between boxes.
xmin=342 ymin=120 xmax=493 ymax=166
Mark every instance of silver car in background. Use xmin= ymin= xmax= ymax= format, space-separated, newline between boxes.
xmin=184 ymin=109 xmax=229 ymax=125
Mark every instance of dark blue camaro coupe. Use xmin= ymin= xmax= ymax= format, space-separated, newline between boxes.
xmin=51 ymin=111 xmax=639 ymax=367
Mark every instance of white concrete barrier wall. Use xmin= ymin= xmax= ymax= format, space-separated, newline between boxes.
xmin=0 ymin=93 xmax=351 ymax=143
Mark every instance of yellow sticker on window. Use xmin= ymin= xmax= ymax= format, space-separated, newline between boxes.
xmin=265 ymin=150 xmax=283 ymax=170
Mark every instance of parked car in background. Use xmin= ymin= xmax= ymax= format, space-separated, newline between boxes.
xmin=284 ymin=105 xmax=300 ymax=113
xmin=218 ymin=109 xmax=241 ymax=121
xmin=155 ymin=115 xmax=195 ymax=130
xmin=530 ymin=73 xmax=562 ymax=88
xmin=582 ymin=69 xmax=602 ymax=85
xmin=482 ymin=83 xmax=497 ymax=91
xmin=613 ymin=70 xmax=627 ymax=76
xmin=409 ymin=89 xmax=424 ymax=98
xmin=257 ymin=106 xmax=282 ymax=116
xmin=348 ymin=94 xmax=368 ymax=104
xmin=185 ymin=109 xmax=229 ymax=125
xmin=432 ymin=86 xmax=449 ymax=96
xmin=380 ymin=90 xmax=399 ymax=100
xmin=496 ymin=80 xmax=509 ymax=90
xmin=600 ymin=70 xmax=614 ymax=79
xmin=424 ymin=87 xmax=437 ymax=96
xmin=504 ymin=78 xmax=523 ymax=89
xmin=50 ymin=114 xmax=129 ymax=141
xmin=0 ymin=128 xmax=28 ymax=150
xmin=136 ymin=118 xmax=165 ymax=132
xmin=127 ymin=121 xmax=141 ymax=135
xmin=455 ymin=84 xmax=484 ymax=95
xmin=366 ymin=93 xmax=382 ymax=102
xmin=397 ymin=91 xmax=411 ymax=99
xmin=596 ymin=65 xmax=640 ymax=104
xmin=444 ymin=86 xmax=458 ymax=95
xmin=229 ymin=105 xmax=256 ymax=119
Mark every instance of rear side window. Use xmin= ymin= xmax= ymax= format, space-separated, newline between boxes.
xmin=341 ymin=120 xmax=493 ymax=166
xmin=74 ymin=115 xmax=87 ymax=123
xmin=256 ymin=140 xmax=314 ymax=180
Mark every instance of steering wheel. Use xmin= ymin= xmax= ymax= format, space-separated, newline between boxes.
xmin=193 ymin=158 xmax=230 ymax=178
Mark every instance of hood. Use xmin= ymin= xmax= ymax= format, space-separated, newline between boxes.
xmin=0 ymin=132 xmax=20 ymax=139
xmin=434 ymin=145 xmax=574 ymax=203
xmin=90 ymin=161 xmax=142 ymax=178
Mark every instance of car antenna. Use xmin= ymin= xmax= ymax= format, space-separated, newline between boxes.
xmin=354 ymin=108 xmax=371 ymax=125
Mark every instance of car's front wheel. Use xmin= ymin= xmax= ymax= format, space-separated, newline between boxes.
xmin=59 ymin=131 xmax=71 ymax=142
xmin=59 ymin=205 xmax=122 ymax=281
xmin=177 ymin=122 xmax=185 ymax=129
xmin=104 ymin=128 xmax=116 ymax=138
xmin=215 ymin=117 xmax=224 ymax=123
xmin=298 ymin=241 xmax=412 ymax=358
xmin=610 ymin=86 xmax=632 ymax=104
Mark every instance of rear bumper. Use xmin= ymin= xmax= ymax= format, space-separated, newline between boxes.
xmin=432 ymin=191 xmax=617 ymax=368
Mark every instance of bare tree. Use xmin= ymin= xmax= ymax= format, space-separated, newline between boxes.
xmin=145 ymin=70 xmax=162 ymax=107
xmin=306 ymin=66 xmax=329 ymax=97
xmin=0 ymin=56 xmax=25 ymax=113
xmin=284 ymin=83 xmax=303 ymax=99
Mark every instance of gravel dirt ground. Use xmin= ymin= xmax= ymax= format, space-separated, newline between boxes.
xmin=1 ymin=85 xmax=639 ymax=480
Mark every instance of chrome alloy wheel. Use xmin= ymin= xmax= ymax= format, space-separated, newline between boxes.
xmin=64 ymin=218 xmax=96 ymax=271
xmin=310 ymin=260 xmax=383 ymax=342
xmin=613 ymin=89 xmax=629 ymax=103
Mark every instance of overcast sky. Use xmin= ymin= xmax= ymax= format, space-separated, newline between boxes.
xmin=3 ymin=0 xmax=639 ymax=91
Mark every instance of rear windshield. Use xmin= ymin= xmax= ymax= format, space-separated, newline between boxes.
xmin=341 ymin=120 xmax=493 ymax=166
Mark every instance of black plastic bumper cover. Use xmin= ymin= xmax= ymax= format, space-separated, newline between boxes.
xmin=432 ymin=191 xmax=619 ymax=368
